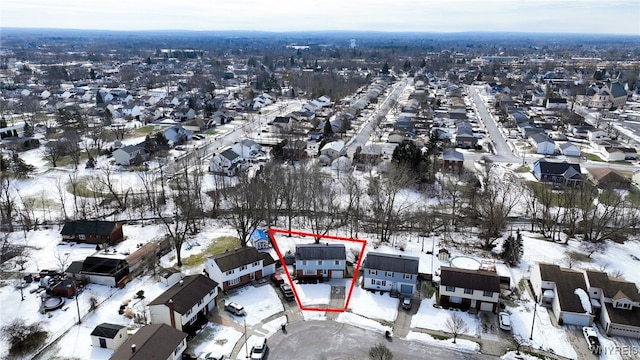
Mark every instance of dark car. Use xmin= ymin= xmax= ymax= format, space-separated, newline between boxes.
xmin=270 ymin=273 xmax=284 ymax=285
xmin=280 ymin=283 xmax=295 ymax=301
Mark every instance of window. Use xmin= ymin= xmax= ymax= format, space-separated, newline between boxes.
xmin=304 ymin=269 xmax=316 ymax=275
xmin=446 ymin=286 xmax=455 ymax=292
xmin=464 ymin=288 xmax=473 ymax=294
xmin=253 ymin=261 xmax=260 ymax=267
xmin=403 ymin=274 xmax=412 ymax=280
xmin=369 ymin=270 xmax=378 ymax=275
xmin=228 ymin=277 xmax=240 ymax=286
xmin=239 ymin=265 xmax=247 ymax=271
xmin=483 ymin=290 xmax=493 ymax=297
xmin=226 ymin=269 xmax=235 ymax=275
xmin=198 ymin=299 xmax=203 ymax=306
xmin=385 ymin=272 xmax=394 ymax=277
xmin=334 ymin=260 xmax=340 ymax=266
xmin=79 ymin=234 xmax=86 ymax=240
xmin=317 ymin=260 xmax=323 ymax=266
xmin=302 ymin=260 xmax=307 ymax=266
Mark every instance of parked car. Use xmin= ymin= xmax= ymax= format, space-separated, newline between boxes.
xmin=582 ymin=326 xmax=602 ymax=354
xmin=250 ymin=336 xmax=268 ymax=360
xmin=498 ymin=312 xmax=511 ymax=331
xmin=270 ymin=273 xmax=284 ymax=285
xmin=224 ymin=301 xmax=246 ymax=316
xmin=198 ymin=352 xmax=226 ymax=360
xmin=280 ymin=283 xmax=295 ymax=301
xmin=402 ymin=296 xmax=412 ymax=310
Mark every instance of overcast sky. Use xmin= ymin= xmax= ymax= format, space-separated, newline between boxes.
xmin=1 ymin=0 xmax=639 ymax=35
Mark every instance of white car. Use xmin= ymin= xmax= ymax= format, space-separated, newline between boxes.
xmin=250 ymin=336 xmax=268 ymax=360
xmin=198 ymin=352 xmax=225 ymax=360
xmin=224 ymin=301 xmax=246 ymax=316
xmin=498 ymin=312 xmax=511 ymax=331
xmin=582 ymin=326 xmax=602 ymax=354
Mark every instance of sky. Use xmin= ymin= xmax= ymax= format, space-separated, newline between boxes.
xmin=1 ymin=0 xmax=639 ymax=35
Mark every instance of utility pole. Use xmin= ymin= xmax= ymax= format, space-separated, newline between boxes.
xmin=244 ymin=318 xmax=249 ymax=358
xmin=75 ymin=281 xmax=81 ymax=324
xmin=530 ymin=301 xmax=537 ymax=340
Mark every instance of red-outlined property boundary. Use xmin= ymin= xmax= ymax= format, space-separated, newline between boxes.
xmin=268 ymin=228 xmax=368 ymax=313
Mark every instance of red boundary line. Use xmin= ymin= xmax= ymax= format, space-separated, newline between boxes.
xmin=268 ymin=228 xmax=368 ymax=313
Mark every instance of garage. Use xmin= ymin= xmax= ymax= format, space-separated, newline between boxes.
xmin=400 ymin=284 xmax=413 ymax=294
xmin=561 ymin=312 xmax=592 ymax=326
xmin=331 ymin=270 xmax=343 ymax=278
xmin=480 ymin=302 xmax=494 ymax=312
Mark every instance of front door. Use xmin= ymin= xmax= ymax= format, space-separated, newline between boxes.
xmin=99 ymin=338 xmax=107 ymax=348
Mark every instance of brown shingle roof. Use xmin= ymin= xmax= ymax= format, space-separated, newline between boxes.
xmin=440 ymin=266 xmax=500 ymax=293
xmin=586 ymin=270 xmax=640 ymax=302
xmin=210 ymin=247 xmax=274 ymax=272
xmin=148 ymin=274 xmax=217 ymax=315
xmin=110 ymin=323 xmax=187 ymax=360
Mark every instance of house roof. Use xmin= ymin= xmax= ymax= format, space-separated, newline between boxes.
xmin=295 ymin=243 xmax=346 ymax=261
xmin=608 ymin=81 xmax=627 ymax=99
xmin=110 ymin=323 xmax=187 ymax=360
xmin=363 ymin=252 xmax=419 ymax=274
xmin=442 ymin=149 xmax=464 ymax=162
xmin=60 ymin=220 xmax=119 ymax=237
xmin=251 ymin=229 xmax=269 ymax=242
xmin=91 ymin=323 xmax=125 ymax=339
xmin=536 ymin=263 xmax=590 ymax=313
xmin=530 ymin=133 xmax=554 ymax=145
xmin=220 ymin=148 xmax=240 ymax=161
xmin=604 ymin=302 xmax=640 ymax=327
xmin=210 ymin=247 xmax=275 ymax=272
xmin=439 ymin=266 xmax=500 ymax=293
xmin=587 ymin=168 xmax=630 ymax=186
xmin=117 ymin=145 xmax=142 ymax=154
xmin=534 ymin=158 xmax=582 ymax=177
xmin=81 ymin=256 xmax=127 ymax=274
xmin=158 ymin=267 xmax=181 ymax=279
xmin=559 ymin=142 xmax=579 ymax=151
xmin=586 ymin=270 xmax=640 ymax=302
xmin=148 ymin=274 xmax=218 ymax=315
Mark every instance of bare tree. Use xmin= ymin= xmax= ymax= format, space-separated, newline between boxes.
xmin=224 ymin=172 xmax=264 ymax=247
xmin=98 ymin=166 xmax=130 ymax=212
xmin=513 ymin=333 xmax=530 ymax=355
xmin=369 ymin=343 xmax=393 ymax=360
xmin=55 ymin=250 xmax=71 ymax=273
xmin=0 ymin=176 xmax=16 ymax=232
xmin=445 ymin=313 xmax=468 ymax=343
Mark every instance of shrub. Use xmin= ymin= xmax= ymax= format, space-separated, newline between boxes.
xmin=0 ymin=319 xmax=48 ymax=357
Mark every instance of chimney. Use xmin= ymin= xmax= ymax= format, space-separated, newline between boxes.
xmin=131 ymin=344 xmax=136 ymax=353
xmin=168 ymin=299 xmax=176 ymax=328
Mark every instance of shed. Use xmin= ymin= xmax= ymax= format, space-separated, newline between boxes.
xmin=90 ymin=323 xmax=128 ymax=350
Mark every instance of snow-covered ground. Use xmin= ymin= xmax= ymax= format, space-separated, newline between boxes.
xmin=335 ymin=312 xmax=392 ymax=334
xmin=347 ymin=285 xmax=398 ymax=322
xmin=225 ymin=285 xmax=284 ymax=327
xmin=191 ymin=323 xmax=243 ymax=358
xmin=406 ymin=331 xmax=480 ymax=353
xmin=411 ymin=297 xmax=481 ymax=337
xmin=292 ymin=282 xmax=332 ymax=307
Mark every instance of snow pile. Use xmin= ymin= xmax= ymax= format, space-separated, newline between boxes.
xmin=406 ymin=331 xmax=479 ymax=353
xmin=347 ymin=287 xmax=398 ymax=322
xmin=302 ymin=310 xmax=327 ymax=321
xmin=335 ymin=312 xmax=391 ymax=334
xmin=501 ymin=351 xmax=541 ymax=360
xmin=410 ymin=297 xmax=480 ymax=337
xmin=226 ymin=285 xmax=283 ymax=326
xmin=574 ymin=288 xmax=591 ymax=314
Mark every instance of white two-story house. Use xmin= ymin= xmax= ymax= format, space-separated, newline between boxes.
xmin=438 ymin=266 xmax=501 ymax=312
xmin=205 ymin=247 xmax=276 ymax=292
xmin=148 ymin=274 xmax=218 ymax=333
xmin=295 ymin=243 xmax=346 ymax=280
xmin=209 ymin=148 xmax=244 ymax=176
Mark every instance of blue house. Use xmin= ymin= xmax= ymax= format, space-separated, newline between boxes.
xmin=362 ymin=252 xmax=419 ymax=295
xmin=295 ymin=243 xmax=346 ymax=280
xmin=250 ymin=229 xmax=270 ymax=251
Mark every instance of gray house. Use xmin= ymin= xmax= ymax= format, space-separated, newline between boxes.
xmin=295 ymin=243 xmax=346 ymax=280
xmin=362 ymin=252 xmax=419 ymax=295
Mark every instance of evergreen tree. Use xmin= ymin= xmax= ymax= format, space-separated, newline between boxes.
xmin=323 ymin=119 xmax=334 ymax=139
xmin=381 ymin=62 xmax=390 ymax=75
xmin=501 ymin=230 xmax=523 ymax=266
xmin=96 ymin=90 xmax=104 ymax=105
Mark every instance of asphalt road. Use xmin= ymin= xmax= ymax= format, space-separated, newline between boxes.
xmin=266 ymin=320 xmax=498 ymax=360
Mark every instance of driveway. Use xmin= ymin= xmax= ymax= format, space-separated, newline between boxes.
xmin=267 ymin=320 xmax=498 ymax=360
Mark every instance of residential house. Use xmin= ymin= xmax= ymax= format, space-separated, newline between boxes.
xmin=90 ymin=323 xmax=127 ymax=350
xmin=588 ymin=128 xmax=609 ymax=142
xmin=320 ymin=141 xmax=347 ymax=160
xmin=283 ymin=139 xmax=308 ymax=161
xmin=362 ymin=252 xmax=419 ymax=295
xmin=588 ymin=81 xmax=628 ymax=109
xmin=250 ymin=229 xmax=270 ymax=251
xmin=120 ymin=104 xmax=143 ymax=119
xmin=205 ymin=247 xmax=276 ymax=292
xmin=441 ymin=149 xmax=464 ymax=173
xmin=455 ymin=122 xmax=477 ymax=149
xmin=546 ymin=97 xmax=569 ymax=110
xmin=295 ymin=243 xmax=347 ymax=280
xmin=163 ymin=125 xmax=193 ymax=146
xmin=271 ymin=116 xmax=292 ymax=133
xmin=529 ymin=133 xmax=556 ymax=155
xmin=559 ymin=142 xmax=581 ymax=157
xmin=172 ymin=107 xmax=196 ymax=121
xmin=113 ymin=145 xmax=148 ymax=166
xmin=587 ymin=168 xmax=631 ymax=189
xmin=209 ymin=148 xmax=244 ymax=176
xmin=530 ymin=263 xmax=595 ymax=326
xmin=532 ymin=158 xmax=583 ymax=186
xmin=438 ymin=266 xmax=501 ymax=312
xmin=148 ymin=274 xmax=218 ymax=332
xmin=232 ymin=139 xmax=261 ymax=158
xmin=67 ymin=256 xmax=130 ymax=287
xmin=109 ymin=323 xmax=187 ymax=360
xmin=356 ymin=144 xmax=382 ymax=169
xmin=60 ymin=220 xmax=124 ymax=245
xmin=602 ymin=147 xmax=626 ymax=162
xmin=585 ymin=270 xmax=640 ymax=338
xmin=387 ymin=130 xmax=412 ymax=144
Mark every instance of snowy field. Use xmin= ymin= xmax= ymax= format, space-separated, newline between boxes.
xmin=336 ymin=312 xmax=392 ymax=334
xmin=292 ymin=282 xmax=332 ymax=307
xmin=191 ymin=323 xmax=243 ymax=358
xmin=411 ymin=297 xmax=481 ymax=337
xmin=406 ymin=331 xmax=480 ymax=353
